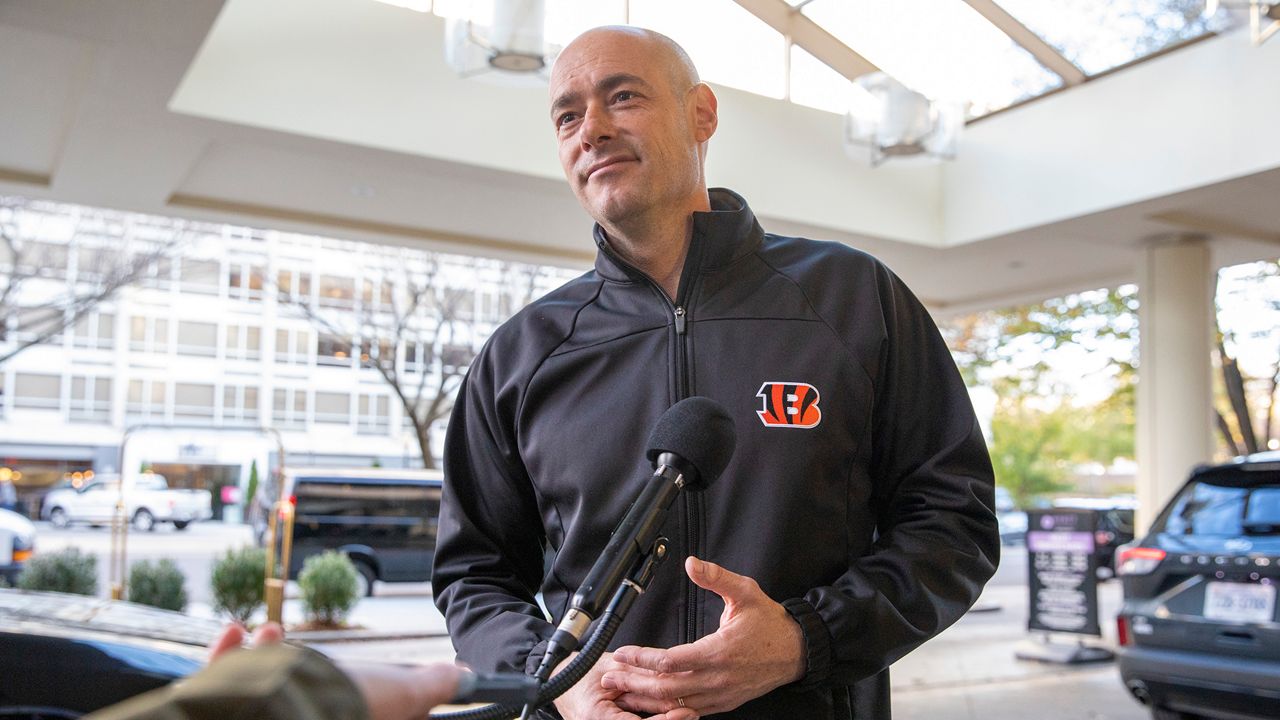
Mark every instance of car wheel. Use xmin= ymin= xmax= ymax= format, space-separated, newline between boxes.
xmin=352 ymin=559 xmax=376 ymax=597
xmin=49 ymin=507 xmax=70 ymax=529
xmin=132 ymin=509 xmax=156 ymax=532
xmin=172 ymin=520 xmax=189 ymax=530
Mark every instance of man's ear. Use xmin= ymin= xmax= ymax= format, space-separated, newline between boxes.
xmin=691 ymin=83 xmax=718 ymax=143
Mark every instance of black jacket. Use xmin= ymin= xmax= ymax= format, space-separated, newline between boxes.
xmin=433 ymin=189 xmax=999 ymax=719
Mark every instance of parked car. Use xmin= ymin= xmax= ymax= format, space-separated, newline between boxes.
xmin=0 ymin=509 xmax=36 ymax=585
xmin=41 ymin=472 xmax=213 ymax=532
xmin=269 ymin=468 xmax=444 ymax=596
xmin=0 ymin=588 xmax=219 ymax=717
xmin=1116 ymin=453 xmax=1280 ymax=720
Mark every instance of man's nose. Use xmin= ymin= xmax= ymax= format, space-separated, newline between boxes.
xmin=579 ymin=105 xmax=615 ymax=150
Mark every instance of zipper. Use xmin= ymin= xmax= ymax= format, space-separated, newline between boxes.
xmin=672 ymin=302 xmax=698 ymax=643
xmin=597 ymin=236 xmax=701 ymax=644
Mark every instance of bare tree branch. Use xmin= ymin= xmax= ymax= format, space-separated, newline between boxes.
xmin=276 ymin=253 xmax=547 ymax=469
xmin=0 ymin=197 xmax=188 ymax=366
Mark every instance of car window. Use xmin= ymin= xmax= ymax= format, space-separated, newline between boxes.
xmin=1244 ymin=487 xmax=1280 ymax=525
xmin=1158 ymin=481 xmax=1280 ymax=535
xmin=294 ymin=481 xmax=439 ymax=519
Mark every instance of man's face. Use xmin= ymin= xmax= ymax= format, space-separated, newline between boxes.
xmin=549 ymin=32 xmax=703 ymax=227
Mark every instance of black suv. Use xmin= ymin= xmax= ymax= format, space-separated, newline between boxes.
xmin=1116 ymin=454 xmax=1280 ymax=720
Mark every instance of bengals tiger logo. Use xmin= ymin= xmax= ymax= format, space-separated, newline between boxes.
xmin=756 ymin=382 xmax=822 ymax=428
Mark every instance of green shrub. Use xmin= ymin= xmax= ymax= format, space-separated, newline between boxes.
xmin=128 ymin=558 xmax=188 ymax=611
xmin=211 ymin=546 xmax=266 ymax=623
xmin=298 ymin=551 xmax=359 ymax=626
xmin=17 ymin=547 xmax=98 ymax=596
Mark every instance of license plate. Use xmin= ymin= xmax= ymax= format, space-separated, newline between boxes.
xmin=1204 ymin=581 xmax=1277 ymax=623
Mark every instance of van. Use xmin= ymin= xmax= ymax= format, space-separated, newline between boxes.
xmin=277 ymin=468 xmax=443 ymax=596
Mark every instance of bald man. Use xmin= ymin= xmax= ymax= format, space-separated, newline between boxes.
xmin=433 ymin=26 xmax=999 ymax=720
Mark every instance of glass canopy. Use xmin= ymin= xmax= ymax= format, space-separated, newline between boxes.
xmin=401 ymin=0 xmax=1239 ymax=120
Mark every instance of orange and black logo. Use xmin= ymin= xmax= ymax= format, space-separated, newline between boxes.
xmin=756 ymin=382 xmax=822 ymax=429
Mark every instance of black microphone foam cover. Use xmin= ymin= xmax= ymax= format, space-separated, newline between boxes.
xmin=645 ymin=396 xmax=736 ymax=490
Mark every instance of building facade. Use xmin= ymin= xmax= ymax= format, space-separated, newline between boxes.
xmin=0 ymin=197 xmax=579 ymax=520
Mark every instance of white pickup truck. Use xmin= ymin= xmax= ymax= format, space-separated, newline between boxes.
xmin=42 ymin=473 xmax=213 ymax=532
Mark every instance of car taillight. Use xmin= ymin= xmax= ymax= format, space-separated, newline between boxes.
xmin=289 ymin=495 xmax=297 ymax=506
xmin=1117 ymin=615 xmax=1131 ymax=646
xmin=1117 ymin=546 xmax=1166 ymax=576
xmin=12 ymin=548 xmax=32 ymax=563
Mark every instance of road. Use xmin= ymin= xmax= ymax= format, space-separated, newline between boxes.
xmin=28 ymin=526 xmax=1150 ymax=719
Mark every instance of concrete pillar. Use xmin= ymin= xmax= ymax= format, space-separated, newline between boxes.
xmin=1135 ymin=237 xmax=1215 ymax=532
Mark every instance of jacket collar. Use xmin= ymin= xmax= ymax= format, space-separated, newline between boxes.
xmin=592 ymin=188 xmax=764 ymax=283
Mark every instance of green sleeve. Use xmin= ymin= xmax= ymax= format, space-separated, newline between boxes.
xmin=85 ymin=644 xmax=369 ymax=720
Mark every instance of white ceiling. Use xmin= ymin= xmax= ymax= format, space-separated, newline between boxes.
xmin=1 ymin=0 xmax=1278 ymax=316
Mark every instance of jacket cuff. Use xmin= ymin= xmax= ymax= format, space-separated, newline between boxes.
xmin=782 ymin=596 xmax=833 ymax=688
xmin=523 ymin=639 xmax=551 ymax=676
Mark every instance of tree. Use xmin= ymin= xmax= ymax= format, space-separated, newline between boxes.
xmin=0 ymin=196 xmax=184 ymax=365
xmin=1213 ymin=259 xmax=1280 ymax=456
xmin=987 ymin=393 xmax=1074 ymax=508
xmin=280 ymin=254 xmax=547 ymax=469
xmin=941 ymin=286 xmax=1139 ymax=503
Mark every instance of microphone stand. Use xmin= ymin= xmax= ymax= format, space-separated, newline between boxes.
xmin=429 ymin=537 xmax=670 ymax=720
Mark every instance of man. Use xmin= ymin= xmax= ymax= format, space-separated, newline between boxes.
xmin=433 ymin=26 xmax=999 ymax=720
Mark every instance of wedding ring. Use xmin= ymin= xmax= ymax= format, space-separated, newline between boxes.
xmin=677 ymin=697 xmax=686 ymax=708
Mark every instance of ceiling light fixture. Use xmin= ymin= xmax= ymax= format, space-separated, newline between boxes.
xmin=1205 ymin=0 xmax=1278 ymax=44
xmin=843 ymin=73 xmax=965 ymax=167
xmin=442 ymin=0 xmax=557 ymax=82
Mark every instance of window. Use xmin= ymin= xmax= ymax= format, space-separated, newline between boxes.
xmin=129 ymin=316 xmax=169 ymax=353
xmin=14 ymin=241 xmax=68 ymax=277
xmin=178 ymin=258 xmax=221 ymax=294
xmin=357 ymin=393 xmax=390 ymax=435
xmin=176 ymin=321 xmax=217 ymax=357
xmin=225 ymin=324 xmax=262 ymax=361
xmin=318 ymin=275 xmax=356 ymax=308
xmin=69 ymin=376 xmax=112 ymax=422
xmin=361 ymin=278 xmax=395 ymax=310
xmin=227 ymin=262 xmax=266 ymax=301
xmin=174 ymin=382 xmax=215 ymax=420
xmin=317 ymin=334 xmax=352 ymax=367
xmin=274 ymin=328 xmax=312 ymax=365
xmin=127 ymin=378 xmax=168 ymax=420
xmin=222 ymin=384 xmax=259 ymax=424
xmin=359 ymin=338 xmax=393 ymax=369
xmin=14 ymin=373 xmax=61 ymax=410
xmin=277 ymin=269 xmax=313 ymax=304
xmin=404 ymin=340 xmax=426 ymax=374
xmin=313 ymin=391 xmax=350 ymax=424
xmin=72 ymin=311 xmax=114 ymax=350
xmin=74 ymin=244 xmax=112 ymax=280
xmin=9 ymin=307 xmax=64 ymax=344
xmin=442 ymin=343 xmax=473 ymax=373
xmin=272 ymin=388 xmax=309 ymax=430
xmin=140 ymin=255 xmax=174 ymax=289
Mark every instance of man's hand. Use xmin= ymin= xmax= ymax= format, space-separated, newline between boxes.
xmin=553 ymin=651 xmax=698 ymax=720
xmin=601 ymin=557 xmax=805 ymax=717
xmin=208 ymin=622 xmax=283 ymax=661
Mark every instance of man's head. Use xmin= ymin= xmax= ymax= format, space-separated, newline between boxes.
xmin=549 ymin=27 xmax=718 ymax=231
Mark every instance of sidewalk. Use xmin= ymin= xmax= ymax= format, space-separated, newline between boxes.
xmin=257 ymin=578 xmax=1144 ymax=717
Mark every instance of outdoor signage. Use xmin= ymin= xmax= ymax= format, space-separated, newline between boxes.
xmin=1025 ymin=508 xmax=1101 ymax=637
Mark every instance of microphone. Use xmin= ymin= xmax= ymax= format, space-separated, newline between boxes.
xmin=536 ymin=396 xmax=736 ymax=679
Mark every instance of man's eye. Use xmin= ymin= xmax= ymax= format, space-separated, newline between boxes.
xmin=557 ymin=113 xmax=578 ymax=127
xmin=613 ymin=91 xmax=635 ymax=102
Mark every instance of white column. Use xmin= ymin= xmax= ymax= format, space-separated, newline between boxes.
xmin=1135 ymin=237 xmax=1215 ymax=532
